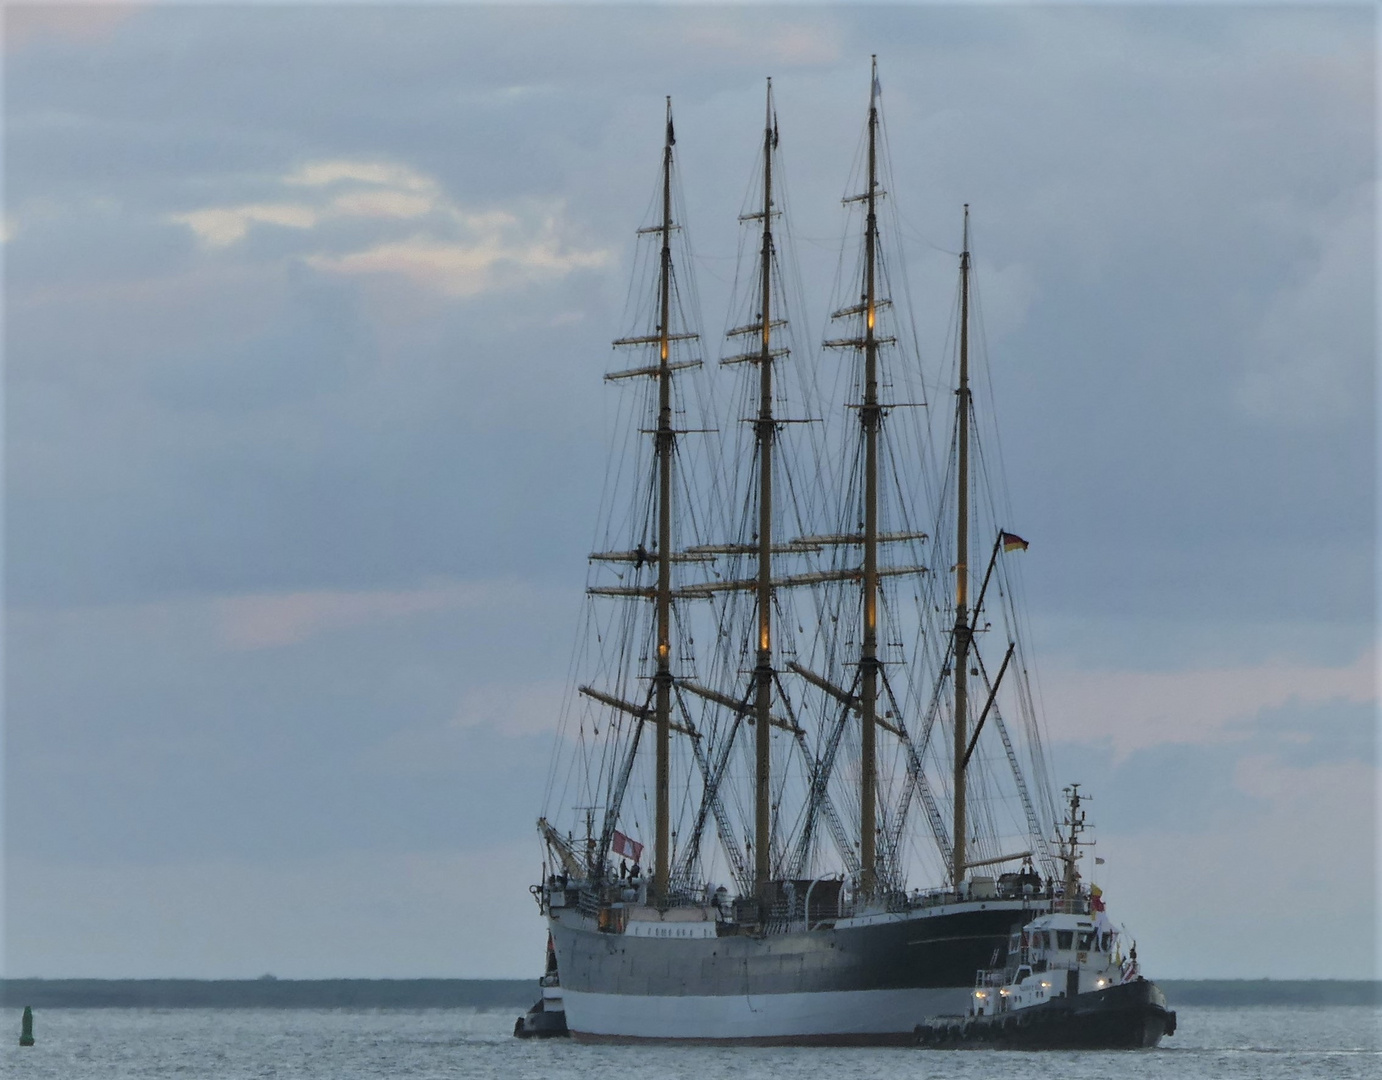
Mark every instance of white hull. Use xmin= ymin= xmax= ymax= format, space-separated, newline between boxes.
xmin=563 ymin=985 xmax=970 ymax=1045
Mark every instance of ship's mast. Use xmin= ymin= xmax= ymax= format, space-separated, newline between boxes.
xmin=1059 ymin=784 xmax=1088 ymax=910
xmin=753 ymin=80 xmax=776 ymax=901
xmin=859 ymin=56 xmax=881 ymax=896
xmin=653 ymin=96 xmax=675 ymax=904
xmin=951 ymin=205 xmax=972 ymax=889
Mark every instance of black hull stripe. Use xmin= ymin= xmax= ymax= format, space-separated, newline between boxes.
xmin=550 ymin=904 xmax=1033 ymax=997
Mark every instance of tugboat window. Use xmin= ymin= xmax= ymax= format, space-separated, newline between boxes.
xmin=1078 ymin=931 xmax=1096 ymax=950
xmin=1056 ymin=930 xmax=1074 ymax=950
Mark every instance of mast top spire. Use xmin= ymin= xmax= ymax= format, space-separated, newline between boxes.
xmin=766 ymin=78 xmax=778 ymax=149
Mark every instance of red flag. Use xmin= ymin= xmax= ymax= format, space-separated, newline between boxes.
xmin=1000 ymin=531 xmax=1029 ymax=552
xmin=611 ymin=830 xmax=644 ymax=863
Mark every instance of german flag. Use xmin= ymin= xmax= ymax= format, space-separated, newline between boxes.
xmin=1000 ymin=531 xmax=1029 ymax=552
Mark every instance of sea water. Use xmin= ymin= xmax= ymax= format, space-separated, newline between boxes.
xmin=3 ymin=1005 xmax=1378 ymax=1079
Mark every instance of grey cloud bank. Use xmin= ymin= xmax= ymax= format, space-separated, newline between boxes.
xmin=3 ymin=4 xmax=1374 ymax=979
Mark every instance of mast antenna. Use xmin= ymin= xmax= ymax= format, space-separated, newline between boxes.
xmin=1057 ymin=784 xmax=1091 ymax=910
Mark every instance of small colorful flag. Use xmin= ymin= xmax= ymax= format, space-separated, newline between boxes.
xmin=1090 ymin=883 xmax=1105 ymax=912
xmin=1000 ymin=531 xmax=1029 ymax=552
xmin=611 ymin=830 xmax=644 ymax=863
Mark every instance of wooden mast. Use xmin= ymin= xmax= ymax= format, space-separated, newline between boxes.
xmin=753 ymin=79 xmax=776 ymax=903
xmin=653 ymin=97 xmax=675 ymax=904
xmin=859 ymin=56 xmax=881 ymax=896
xmin=951 ymin=205 xmax=972 ymax=890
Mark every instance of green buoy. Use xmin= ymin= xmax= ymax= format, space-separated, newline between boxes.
xmin=20 ymin=1005 xmax=34 ymax=1046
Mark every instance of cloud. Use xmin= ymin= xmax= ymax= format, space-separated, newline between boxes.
xmin=1234 ymin=182 xmax=1376 ymax=424
xmin=1040 ymin=645 xmax=1376 ymax=759
xmin=970 ymin=255 xmax=1038 ymax=344
xmin=1096 ymin=752 xmax=1377 ymax=978
xmin=5 ymin=846 xmax=542 ymax=978
xmin=5 ymin=2 xmax=1373 ymax=982
xmin=214 ymin=580 xmax=514 ymax=650
xmin=453 ymin=681 xmax=567 ymax=738
xmin=167 ymin=157 xmax=437 ymax=247
xmin=167 ymin=157 xmax=610 ymax=295
xmin=4 ymin=2 xmax=142 ymax=53
xmin=283 ymin=159 xmax=437 ymax=192
xmin=359 ymin=680 xmax=566 ymax=776
xmin=329 ymin=189 xmax=433 ymax=220
xmin=170 ymin=202 xmax=319 ymax=247
xmin=675 ymin=14 xmax=842 ymax=67
xmin=304 ymin=222 xmax=611 ymax=298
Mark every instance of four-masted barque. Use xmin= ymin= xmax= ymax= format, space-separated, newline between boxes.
xmin=532 ymin=61 xmax=1102 ymax=1045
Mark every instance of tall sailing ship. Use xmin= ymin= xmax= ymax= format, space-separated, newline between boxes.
xmin=532 ymin=63 xmax=1102 ymax=1045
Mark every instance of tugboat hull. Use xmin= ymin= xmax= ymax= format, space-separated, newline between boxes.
xmin=915 ymin=978 xmax=1177 ymax=1050
xmin=513 ymin=996 xmax=569 ymax=1039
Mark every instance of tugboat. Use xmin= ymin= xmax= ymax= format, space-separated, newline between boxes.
xmin=513 ymin=932 xmax=569 ymax=1039
xmin=915 ymin=787 xmax=1176 ymax=1049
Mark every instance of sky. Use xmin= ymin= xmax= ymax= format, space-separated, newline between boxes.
xmin=2 ymin=2 xmax=1376 ymax=980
